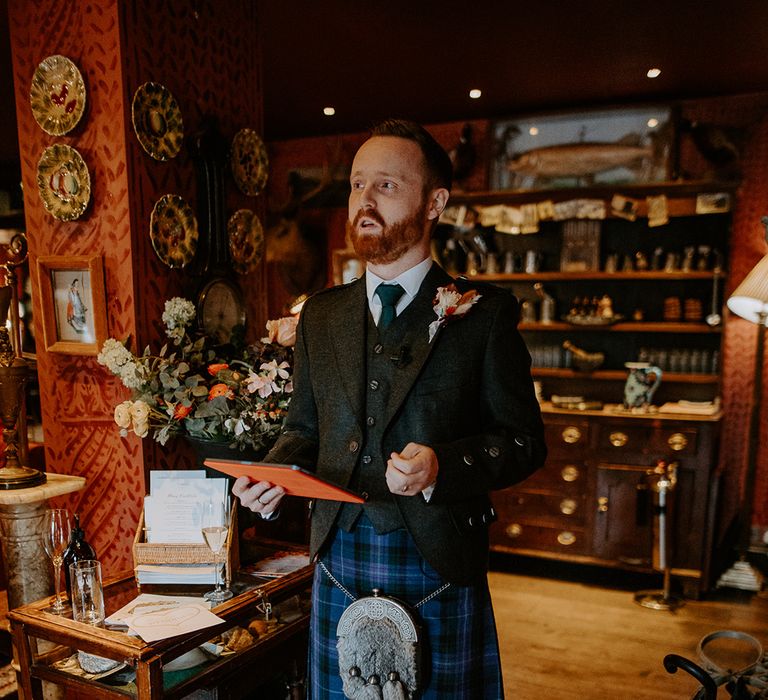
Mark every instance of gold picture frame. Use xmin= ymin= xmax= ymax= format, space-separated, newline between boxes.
xmin=35 ymin=255 xmax=107 ymax=355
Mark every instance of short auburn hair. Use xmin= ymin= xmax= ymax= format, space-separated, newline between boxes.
xmin=370 ymin=119 xmax=453 ymax=192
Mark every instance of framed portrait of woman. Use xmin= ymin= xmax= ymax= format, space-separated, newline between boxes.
xmin=35 ymin=255 xmax=107 ymax=355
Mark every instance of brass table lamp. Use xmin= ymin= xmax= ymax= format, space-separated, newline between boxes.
xmin=0 ymin=233 xmax=45 ymax=489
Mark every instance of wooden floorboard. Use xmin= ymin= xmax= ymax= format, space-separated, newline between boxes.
xmin=489 ymin=568 xmax=768 ymax=699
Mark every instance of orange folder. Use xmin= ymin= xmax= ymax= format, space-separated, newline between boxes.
xmin=204 ymin=459 xmax=365 ymax=503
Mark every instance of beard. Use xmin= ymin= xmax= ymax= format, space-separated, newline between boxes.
xmin=347 ymin=203 xmax=429 ymax=265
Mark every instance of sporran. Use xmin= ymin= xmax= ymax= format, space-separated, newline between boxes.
xmin=320 ymin=561 xmax=450 ymax=699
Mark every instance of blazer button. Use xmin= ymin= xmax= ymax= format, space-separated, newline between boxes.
xmin=369 ymin=380 xmax=379 ymax=390
xmin=366 ymin=416 xmax=375 ymax=426
xmin=349 ymin=441 xmax=359 ymax=453
xmin=362 ymin=455 xmax=372 ymax=464
xmin=374 ymin=344 xmax=384 ymax=354
xmin=463 ymin=454 xmax=474 ymax=466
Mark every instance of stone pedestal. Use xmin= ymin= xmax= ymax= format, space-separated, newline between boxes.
xmin=0 ymin=474 xmax=86 ymax=610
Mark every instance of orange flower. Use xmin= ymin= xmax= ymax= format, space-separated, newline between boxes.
xmin=207 ymin=363 xmax=229 ymax=376
xmin=173 ymin=404 xmax=193 ymax=420
xmin=208 ymin=383 xmax=234 ymax=400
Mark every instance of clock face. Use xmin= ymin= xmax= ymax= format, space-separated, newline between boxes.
xmin=198 ymin=279 xmax=246 ymax=344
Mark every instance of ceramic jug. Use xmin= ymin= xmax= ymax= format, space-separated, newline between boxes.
xmin=623 ymin=362 xmax=663 ymax=408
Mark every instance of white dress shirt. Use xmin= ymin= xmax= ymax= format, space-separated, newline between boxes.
xmin=365 ymin=256 xmax=433 ymax=325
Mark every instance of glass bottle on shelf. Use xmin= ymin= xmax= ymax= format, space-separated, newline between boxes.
xmin=62 ymin=513 xmax=97 ymax=599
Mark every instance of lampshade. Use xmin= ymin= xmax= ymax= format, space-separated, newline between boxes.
xmin=727 ymin=253 xmax=768 ymax=325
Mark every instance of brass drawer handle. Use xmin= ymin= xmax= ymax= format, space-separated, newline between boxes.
xmin=560 ymin=498 xmax=577 ymax=515
xmin=668 ymin=433 xmax=688 ymax=451
xmin=561 ymin=465 xmax=580 ymax=482
xmin=505 ymin=523 xmax=523 ymax=539
xmin=562 ymin=426 xmax=582 ymax=444
xmin=597 ymin=496 xmax=609 ymax=513
xmin=609 ymin=431 xmax=628 ymax=447
xmin=557 ymin=531 xmax=576 ymax=546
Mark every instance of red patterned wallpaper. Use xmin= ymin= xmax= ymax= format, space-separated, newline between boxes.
xmin=9 ymin=1 xmax=141 ymax=574
xmin=8 ymin=0 xmax=265 ymax=574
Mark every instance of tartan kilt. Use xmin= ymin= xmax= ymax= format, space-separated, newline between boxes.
xmin=308 ymin=514 xmax=503 ymax=699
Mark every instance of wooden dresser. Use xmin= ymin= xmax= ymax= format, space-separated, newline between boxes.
xmin=490 ymin=405 xmax=722 ymax=596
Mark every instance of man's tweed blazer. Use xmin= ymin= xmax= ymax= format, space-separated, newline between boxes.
xmin=266 ymin=263 xmax=547 ymax=585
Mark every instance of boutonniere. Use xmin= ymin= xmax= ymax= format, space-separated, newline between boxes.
xmin=428 ymin=284 xmax=482 ymax=342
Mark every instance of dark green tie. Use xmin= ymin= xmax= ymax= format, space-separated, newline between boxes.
xmin=375 ymin=283 xmax=405 ymax=331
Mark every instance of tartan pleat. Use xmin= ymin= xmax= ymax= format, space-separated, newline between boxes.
xmin=308 ymin=515 xmax=503 ymax=699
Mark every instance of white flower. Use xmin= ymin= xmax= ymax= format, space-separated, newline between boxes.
xmin=428 ymin=284 xmax=481 ymax=342
xmin=98 ymin=339 xmax=145 ymax=389
xmin=162 ymin=298 xmax=196 ymax=344
xmin=114 ymin=401 xmax=133 ymax=429
xmin=263 ymin=317 xmax=298 ymax=347
xmin=97 ymin=339 xmax=134 ymax=373
xmin=130 ymin=400 xmax=151 ymax=424
xmin=133 ymin=420 xmax=149 ymax=438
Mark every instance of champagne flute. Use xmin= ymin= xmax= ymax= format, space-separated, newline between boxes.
xmin=42 ymin=509 xmax=72 ymax=613
xmin=201 ymin=498 xmax=232 ymax=603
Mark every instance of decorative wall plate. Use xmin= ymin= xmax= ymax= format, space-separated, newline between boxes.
xmin=30 ymin=55 xmax=86 ymax=135
xmin=36 ymin=144 xmax=91 ymax=221
xmin=149 ymin=194 xmax=198 ymax=268
xmin=230 ymin=128 xmax=268 ymax=196
xmin=131 ymin=82 xmax=184 ymax=160
xmin=227 ymin=208 xmax=264 ymax=274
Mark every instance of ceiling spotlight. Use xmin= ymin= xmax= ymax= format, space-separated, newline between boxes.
xmin=647 ymin=118 xmax=659 ymax=128
xmin=469 ymin=89 xmax=482 ymax=99
xmin=646 ymin=68 xmax=661 ymax=79
xmin=323 ymin=106 xmax=336 ymax=116
xmin=529 ymin=127 xmax=539 ymax=136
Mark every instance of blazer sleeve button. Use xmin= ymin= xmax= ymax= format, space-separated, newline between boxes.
xmin=487 ymin=446 xmax=501 ymax=458
xmin=463 ymin=454 xmax=474 ymax=466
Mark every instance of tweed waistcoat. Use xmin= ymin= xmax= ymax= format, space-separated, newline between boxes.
xmin=336 ymin=312 xmax=410 ymax=533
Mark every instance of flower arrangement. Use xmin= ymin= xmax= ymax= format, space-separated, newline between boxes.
xmin=428 ymin=284 xmax=481 ymax=341
xmin=97 ymin=298 xmax=296 ymax=454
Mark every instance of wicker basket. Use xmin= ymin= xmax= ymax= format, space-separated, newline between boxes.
xmin=133 ymin=508 xmax=239 ymax=586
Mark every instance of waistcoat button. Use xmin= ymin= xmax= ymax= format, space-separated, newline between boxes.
xmin=369 ymin=379 xmax=379 ymax=390
xmin=374 ymin=344 xmax=384 ymax=354
xmin=366 ymin=416 xmax=375 ymax=426
xmin=362 ymin=455 xmax=372 ymax=464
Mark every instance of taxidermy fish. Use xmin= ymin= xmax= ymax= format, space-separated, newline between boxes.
xmin=507 ymin=134 xmax=655 ymax=181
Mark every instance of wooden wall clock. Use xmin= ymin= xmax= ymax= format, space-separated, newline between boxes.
xmin=196 ymin=277 xmax=246 ymax=344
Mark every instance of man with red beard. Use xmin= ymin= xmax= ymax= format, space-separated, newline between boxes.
xmin=234 ymin=120 xmax=545 ymax=698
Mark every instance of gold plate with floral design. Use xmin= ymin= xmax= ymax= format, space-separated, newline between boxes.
xmin=227 ymin=209 xmax=264 ymax=274
xmin=36 ymin=144 xmax=91 ymax=221
xmin=131 ymin=82 xmax=184 ymax=160
xmin=230 ymin=128 xmax=269 ymax=196
xmin=30 ymin=55 xmax=86 ymax=135
xmin=149 ymin=194 xmax=198 ymax=268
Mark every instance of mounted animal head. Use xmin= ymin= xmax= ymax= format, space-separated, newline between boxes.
xmin=265 ymin=147 xmax=349 ymax=299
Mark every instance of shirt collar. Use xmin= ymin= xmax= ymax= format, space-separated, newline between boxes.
xmin=365 ymin=257 xmax=434 ymax=309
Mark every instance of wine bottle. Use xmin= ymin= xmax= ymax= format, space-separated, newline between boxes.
xmin=62 ymin=513 xmax=97 ymax=599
